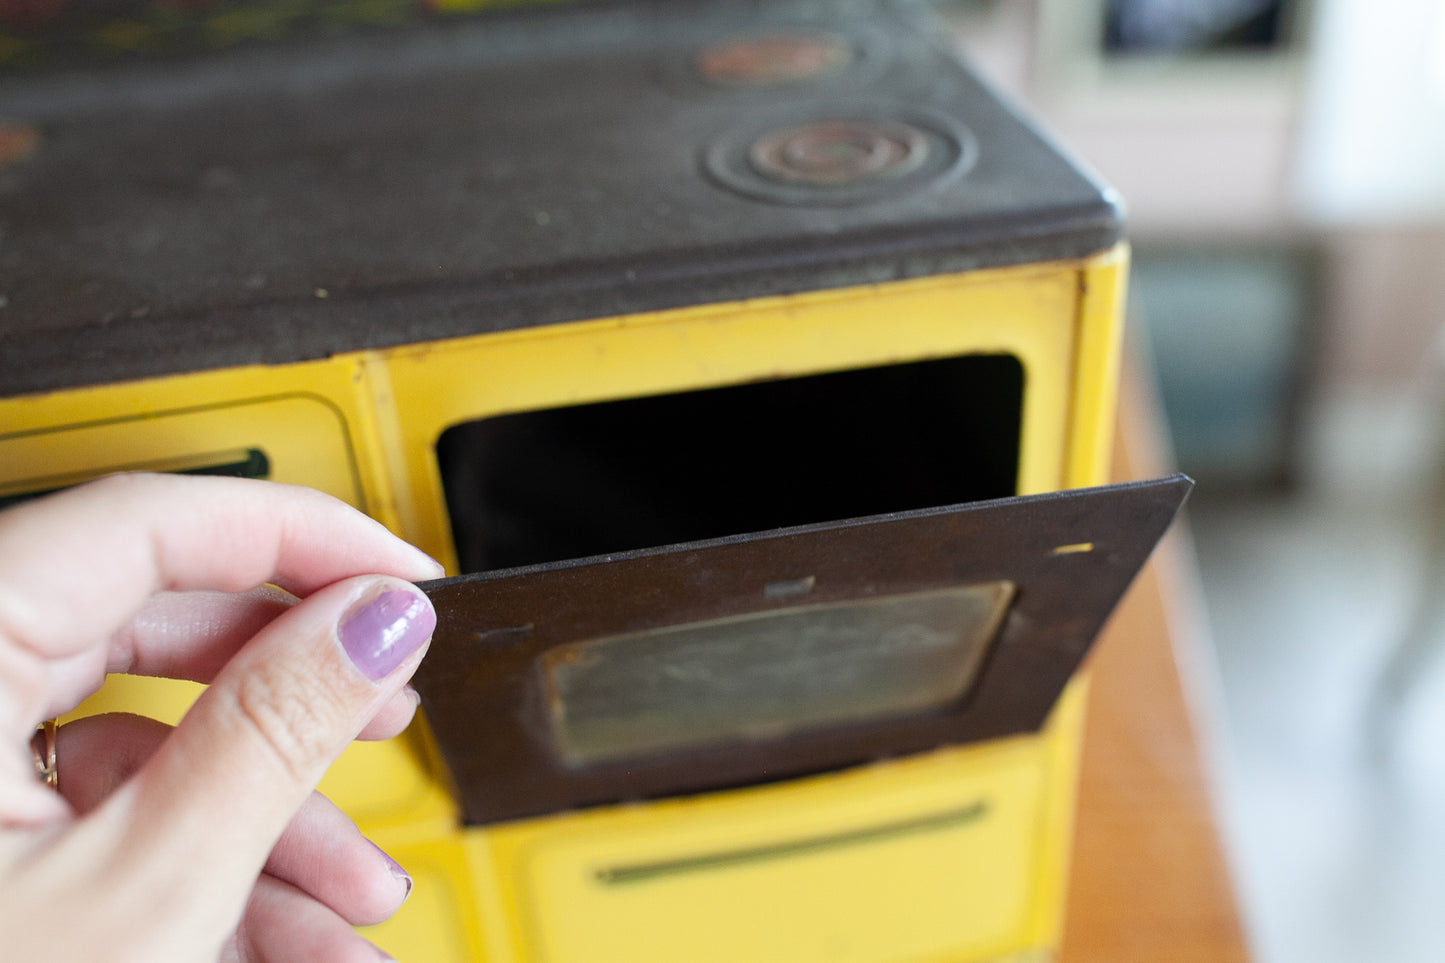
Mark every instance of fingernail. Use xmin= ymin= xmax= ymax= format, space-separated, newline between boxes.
xmin=413 ymin=551 xmax=446 ymax=580
xmin=340 ymin=588 xmax=435 ymax=681
xmin=371 ymin=841 xmax=414 ymax=905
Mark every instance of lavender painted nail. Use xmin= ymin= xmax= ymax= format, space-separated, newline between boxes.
xmin=372 ymin=841 xmax=414 ymax=904
xmin=340 ymin=588 xmax=435 ymax=680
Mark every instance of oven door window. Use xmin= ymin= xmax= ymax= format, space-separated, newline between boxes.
xmin=543 ymin=582 xmax=1014 ymax=766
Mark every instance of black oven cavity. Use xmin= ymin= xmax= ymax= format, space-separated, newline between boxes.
xmin=436 ymin=354 xmax=1024 ymax=573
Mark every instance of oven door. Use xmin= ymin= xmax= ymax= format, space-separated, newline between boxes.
xmin=414 ymin=474 xmax=1190 ymax=827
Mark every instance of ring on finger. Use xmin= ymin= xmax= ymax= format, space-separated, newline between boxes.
xmin=31 ymin=719 xmax=58 ymax=790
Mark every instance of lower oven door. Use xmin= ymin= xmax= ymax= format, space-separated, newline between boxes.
xmin=407 ymin=474 xmax=1190 ymax=963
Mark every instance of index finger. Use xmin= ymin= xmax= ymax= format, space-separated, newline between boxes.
xmin=0 ymin=473 xmax=442 ymax=733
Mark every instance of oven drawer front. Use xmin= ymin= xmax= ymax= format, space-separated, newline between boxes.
xmin=0 ymin=394 xmax=363 ymax=508
xmin=495 ymin=739 xmax=1054 ymax=963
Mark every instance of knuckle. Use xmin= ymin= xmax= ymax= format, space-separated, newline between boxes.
xmin=226 ymin=659 xmax=353 ymax=785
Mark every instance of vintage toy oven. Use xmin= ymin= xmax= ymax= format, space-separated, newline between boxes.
xmin=0 ymin=1 xmax=1187 ymax=960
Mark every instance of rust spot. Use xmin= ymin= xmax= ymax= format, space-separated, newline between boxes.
xmin=0 ymin=124 xmax=39 ymax=168
xmin=696 ymin=34 xmax=852 ymax=87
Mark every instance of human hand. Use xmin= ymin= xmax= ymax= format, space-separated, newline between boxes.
xmin=0 ymin=473 xmax=444 ymax=962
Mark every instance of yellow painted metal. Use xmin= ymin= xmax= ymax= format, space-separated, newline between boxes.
xmin=468 ymin=692 xmax=1084 ymax=963
xmin=1065 ymin=245 xmax=1130 ymax=490
xmin=0 ymin=377 xmax=366 ymax=507
xmin=0 ymin=245 xmax=1126 ymax=963
xmin=373 ymin=256 xmax=1085 ymax=572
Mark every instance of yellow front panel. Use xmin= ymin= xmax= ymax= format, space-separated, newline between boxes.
xmin=373 ymin=260 xmax=1083 ymax=572
xmin=354 ymin=254 xmax=1120 ymax=962
xmin=437 ymin=681 xmax=1088 ymax=963
xmin=0 ymin=391 xmax=362 ymax=505
xmin=517 ymin=751 xmax=1041 ymax=963
xmin=0 ymin=246 xmax=1126 ymax=963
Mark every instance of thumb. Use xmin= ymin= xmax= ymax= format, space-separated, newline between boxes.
xmin=100 ymin=575 xmax=435 ymax=950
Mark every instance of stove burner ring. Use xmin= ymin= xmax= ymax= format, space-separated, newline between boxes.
xmin=749 ymin=119 xmax=929 ymax=187
xmin=703 ymin=108 xmax=976 ymax=207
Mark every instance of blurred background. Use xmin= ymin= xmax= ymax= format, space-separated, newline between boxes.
xmin=939 ymin=1 xmax=1445 ymax=960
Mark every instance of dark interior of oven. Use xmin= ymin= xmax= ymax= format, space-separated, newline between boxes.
xmin=436 ymin=354 xmax=1024 ymax=573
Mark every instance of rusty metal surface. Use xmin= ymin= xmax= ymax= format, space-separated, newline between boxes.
xmin=414 ymin=474 xmax=1192 ymax=826
xmin=0 ymin=0 xmax=1120 ymax=396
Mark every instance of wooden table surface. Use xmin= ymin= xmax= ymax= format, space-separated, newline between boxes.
xmin=1059 ymin=366 xmax=1251 ymax=963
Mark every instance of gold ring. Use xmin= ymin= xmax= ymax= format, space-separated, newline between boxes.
xmin=31 ymin=719 xmax=57 ymax=790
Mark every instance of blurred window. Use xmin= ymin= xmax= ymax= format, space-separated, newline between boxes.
xmin=1103 ymin=0 xmax=1289 ymax=54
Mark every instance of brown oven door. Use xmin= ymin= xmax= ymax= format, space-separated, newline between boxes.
xmin=414 ymin=474 xmax=1191 ymax=826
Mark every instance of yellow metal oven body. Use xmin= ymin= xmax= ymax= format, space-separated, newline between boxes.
xmin=0 ymin=2 xmax=1179 ymax=960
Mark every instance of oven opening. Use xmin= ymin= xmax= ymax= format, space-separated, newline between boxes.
xmin=436 ymin=354 xmax=1024 ymax=573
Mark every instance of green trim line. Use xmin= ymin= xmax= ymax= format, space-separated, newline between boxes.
xmin=0 ymin=447 xmax=271 ymax=512
xmin=595 ymin=799 xmax=989 ymax=886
